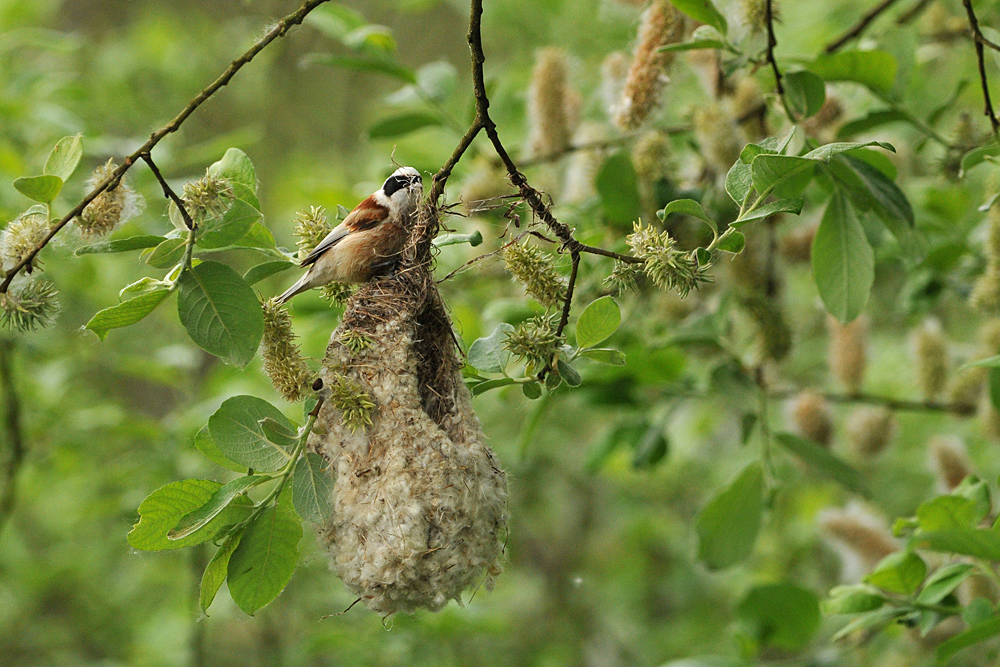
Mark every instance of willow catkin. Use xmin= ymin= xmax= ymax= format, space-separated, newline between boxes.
xmin=912 ymin=319 xmax=948 ymax=402
xmin=819 ymin=504 xmax=899 ymax=571
xmin=600 ymin=52 xmax=629 ymax=119
xmin=930 ymin=436 xmax=974 ymax=491
xmin=0 ymin=208 xmax=48 ymax=271
xmin=613 ymin=0 xmax=684 ymax=131
xmin=789 ymin=390 xmax=833 ymax=447
xmin=846 ymin=407 xmax=896 ymax=459
xmin=971 ymin=206 xmax=1000 ymax=313
xmin=502 ymin=241 xmax=566 ymax=309
xmin=261 ymin=299 xmax=313 ymax=402
xmin=563 ymin=123 xmax=606 ymax=204
xmin=828 ymin=315 xmax=867 ymax=395
xmin=632 ymin=130 xmax=671 ymax=218
xmin=527 ymin=47 xmax=572 ymax=159
xmin=692 ymin=103 xmax=743 ymax=175
xmin=77 ymin=159 xmax=143 ymax=238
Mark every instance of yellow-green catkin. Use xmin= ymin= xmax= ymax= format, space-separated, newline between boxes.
xmin=0 ymin=208 xmax=48 ymax=271
xmin=930 ymin=436 xmax=974 ymax=491
xmin=692 ymin=103 xmax=743 ymax=175
xmin=947 ymin=370 xmax=983 ymax=412
xmin=971 ymin=206 xmax=1000 ymax=313
xmin=737 ymin=0 xmax=774 ymax=35
xmin=182 ymin=174 xmax=233 ymax=223
xmin=261 ymin=299 xmax=313 ymax=402
xmin=828 ymin=315 xmax=867 ymax=395
xmin=77 ymin=159 xmax=141 ymax=238
xmin=504 ymin=315 xmax=561 ymax=375
xmin=627 ymin=222 xmax=709 ymax=297
xmin=912 ymin=319 xmax=948 ymax=402
xmin=818 ymin=504 xmax=899 ymax=569
xmin=0 ymin=279 xmax=59 ymax=332
xmin=632 ymin=130 xmax=671 ymax=218
xmin=790 ymin=390 xmax=833 ymax=447
xmin=527 ymin=47 xmax=572 ymax=159
xmin=600 ymin=52 xmax=629 ymax=119
xmin=613 ymin=0 xmax=684 ymax=131
xmin=846 ymin=407 xmax=896 ymax=459
xmin=502 ymin=241 xmax=566 ymax=309
xmin=293 ymin=206 xmax=332 ymax=261
xmin=327 ymin=371 xmax=376 ymax=433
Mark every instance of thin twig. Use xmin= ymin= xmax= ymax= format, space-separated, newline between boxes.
xmin=0 ymin=338 xmax=26 ymax=536
xmin=764 ymin=0 xmax=793 ymax=121
xmin=516 ymin=127 xmax=689 ymax=169
xmin=962 ymin=0 xmax=1000 ymax=138
xmin=141 ymin=153 xmax=195 ymax=230
xmin=771 ymin=388 xmax=975 ymax=415
xmin=825 ymin=0 xmax=901 ymax=53
xmin=0 ymin=0 xmax=332 ymax=294
xmin=555 ymin=251 xmax=580 ymax=339
xmin=437 ymin=231 xmax=530 ymax=283
xmin=896 ymin=0 xmax=933 ymax=25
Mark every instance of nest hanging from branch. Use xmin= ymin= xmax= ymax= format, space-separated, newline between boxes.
xmin=309 ymin=203 xmax=508 ymax=615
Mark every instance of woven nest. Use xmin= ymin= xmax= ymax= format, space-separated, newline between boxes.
xmin=309 ymin=203 xmax=508 ymax=615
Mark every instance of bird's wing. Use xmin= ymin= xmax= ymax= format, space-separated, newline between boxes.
xmin=300 ymin=195 xmax=387 ymax=267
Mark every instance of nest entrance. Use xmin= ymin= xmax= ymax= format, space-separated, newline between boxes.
xmin=310 ymin=204 xmax=508 ymax=615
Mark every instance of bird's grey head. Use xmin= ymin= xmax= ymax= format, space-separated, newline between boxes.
xmin=381 ymin=167 xmax=423 ymax=200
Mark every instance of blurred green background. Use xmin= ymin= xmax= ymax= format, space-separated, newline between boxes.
xmin=3 ymin=0 xmax=1000 ymax=665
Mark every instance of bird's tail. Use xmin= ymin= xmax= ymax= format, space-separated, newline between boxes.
xmin=275 ymin=273 xmax=313 ymax=305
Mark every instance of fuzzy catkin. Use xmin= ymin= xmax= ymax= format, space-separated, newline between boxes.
xmin=613 ymin=0 xmax=683 ymax=131
xmin=1 ymin=208 xmax=48 ymax=270
xmin=828 ymin=315 xmax=867 ymax=395
xmin=846 ymin=407 xmax=895 ymax=458
xmin=971 ymin=206 xmax=1000 ymax=313
xmin=692 ymin=104 xmax=743 ymax=174
xmin=930 ymin=436 xmax=973 ymax=490
xmin=77 ymin=159 xmax=142 ymax=238
xmin=502 ymin=242 xmax=566 ymax=309
xmin=563 ymin=123 xmax=606 ymax=204
xmin=790 ymin=390 xmax=833 ymax=447
xmin=527 ymin=48 xmax=572 ymax=159
xmin=293 ymin=206 xmax=333 ymax=262
xmin=0 ymin=279 xmax=59 ymax=332
xmin=600 ymin=52 xmax=629 ymax=119
xmin=912 ymin=320 xmax=948 ymax=401
xmin=261 ymin=299 xmax=313 ymax=402
xmin=819 ymin=505 xmax=899 ymax=569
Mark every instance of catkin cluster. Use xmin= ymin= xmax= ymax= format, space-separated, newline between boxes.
xmin=1 ymin=207 xmax=49 ymax=271
xmin=693 ymin=104 xmax=743 ymax=174
xmin=846 ymin=407 xmax=895 ymax=459
xmin=293 ymin=206 xmax=332 ymax=261
xmin=502 ymin=241 xmax=566 ymax=309
xmin=77 ymin=160 xmax=142 ymax=237
xmin=0 ymin=280 xmax=59 ymax=332
xmin=613 ymin=0 xmax=684 ymax=130
xmin=627 ymin=222 xmax=709 ymax=297
xmin=930 ymin=436 xmax=973 ymax=491
xmin=912 ymin=320 xmax=948 ymax=402
xmin=504 ymin=315 xmax=561 ymax=375
xmin=971 ymin=206 xmax=1000 ymax=313
xmin=181 ymin=174 xmax=233 ymax=223
xmin=527 ymin=48 xmax=574 ymax=159
xmin=261 ymin=299 xmax=313 ymax=402
xmin=790 ymin=390 xmax=832 ymax=447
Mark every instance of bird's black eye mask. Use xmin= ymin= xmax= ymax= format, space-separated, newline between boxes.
xmin=382 ymin=172 xmax=421 ymax=197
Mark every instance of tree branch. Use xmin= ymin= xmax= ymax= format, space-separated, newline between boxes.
xmin=771 ymin=388 xmax=975 ymax=415
xmin=0 ymin=0 xmax=332 ymax=294
xmin=825 ymin=0 xmax=901 ymax=53
xmin=962 ymin=0 xmax=1000 ymax=138
xmin=0 ymin=339 xmax=26 ymax=536
xmin=764 ymin=0 xmax=792 ymax=121
xmin=141 ymin=152 xmax=195 ymax=231
xmin=555 ymin=251 xmax=580 ymax=339
xmin=896 ymin=0 xmax=933 ymax=25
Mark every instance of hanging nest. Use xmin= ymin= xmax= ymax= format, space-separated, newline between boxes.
xmin=309 ymin=202 xmax=508 ymax=615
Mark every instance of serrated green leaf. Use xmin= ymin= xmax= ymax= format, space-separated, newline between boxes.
xmin=14 ymin=174 xmax=63 ymax=203
xmin=208 ymin=148 xmax=257 ymax=191
xmin=696 ymin=463 xmax=763 ymax=569
xmin=732 ymin=198 xmax=803 ymax=228
xmin=128 ymin=479 xmax=250 ymax=551
xmin=774 ymin=431 xmax=869 ymax=494
xmin=43 ymin=134 xmax=83 ymax=181
xmin=292 ymin=452 xmax=332 ymax=524
xmin=76 ymin=235 xmax=166 ymax=256
xmin=812 ymin=192 xmax=873 ymax=323
xmin=200 ymin=531 xmax=242 ymax=614
xmin=169 ymin=475 xmax=266 ymax=540
xmin=669 ymin=0 xmax=727 ymax=34
xmin=468 ymin=323 xmax=514 ymax=373
xmin=865 ymin=551 xmax=926 ymax=595
xmin=244 ymin=261 xmax=296 ymax=286
xmin=576 ymin=296 xmax=621 ymax=349
xmin=368 ymin=112 xmax=442 ymax=139
xmin=85 ymin=289 xmax=171 ymax=340
xmin=209 ymin=395 xmax=297 ymax=472
xmin=193 ymin=425 xmax=247 ymax=473
xmin=784 ymin=70 xmax=826 ymax=119
xmin=146 ymin=237 xmax=187 ymax=269
xmin=227 ymin=503 xmax=302 ymax=615
xmin=596 ymin=151 xmax=641 ymax=224
xmin=177 ymin=261 xmax=264 ymax=367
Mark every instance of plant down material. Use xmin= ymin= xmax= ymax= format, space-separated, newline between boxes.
xmin=311 ymin=204 xmax=507 ymax=615
xmin=77 ymin=160 xmax=142 ymax=237
xmin=614 ymin=0 xmax=683 ymax=130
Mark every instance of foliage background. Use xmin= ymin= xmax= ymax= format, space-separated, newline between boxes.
xmin=2 ymin=0 xmax=1000 ymax=665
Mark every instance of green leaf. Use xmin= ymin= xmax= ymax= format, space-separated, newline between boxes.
xmin=917 ymin=529 xmax=1000 ymax=560
xmin=660 ymin=25 xmax=730 ymax=53
xmin=292 ymin=452 xmax=332 ymax=524
xmin=236 ymin=223 xmax=277 ymax=251
xmin=76 ymin=235 xmax=166 ymax=255
xmin=305 ymin=53 xmax=416 ymax=83
xmin=803 ymin=141 xmax=895 ymax=162
xmin=917 ymin=495 xmax=979 ymax=532
xmin=596 ymin=151 xmax=641 ymax=224
xmin=631 ymin=422 xmax=668 ymax=468
xmin=43 ymin=134 xmax=83 ymax=181
xmin=209 ymin=395 xmax=297 ymax=472
xmin=14 ymin=174 xmax=63 ymax=203
xmin=208 ymin=148 xmax=257 ymax=191
xmin=784 ymin=70 xmax=826 ymax=119
xmin=244 ymin=261 xmax=296 ymax=286
xmin=696 ymin=463 xmax=763 ymax=569
xmin=85 ymin=289 xmax=171 ymax=340
xmin=580 ymin=348 xmax=626 ymax=365
xmin=659 ymin=198 xmax=717 ymax=236
xmin=812 ymin=192 xmax=874 ymax=323
xmin=917 ymin=564 xmax=976 ymax=605
xmin=831 ymin=155 xmax=914 ymax=227
xmin=193 ymin=425 xmax=247 ymax=473
xmin=368 ymin=112 xmax=442 ymax=139
xmin=960 ymin=144 xmax=1000 ymax=176
xmin=576 ymin=296 xmax=621 ymax=349
xmin=750 ymin=154 xmax=815 ymax=195
xmin=169 ymin=475 xmax=266 ymax=540
xmin=177 ymin=261 xmax=264 ymax=367
xmin=200 ymin=531 xmax=243 ymax=614
xmin=471 ymin=377 xmax=517 ymax=395
xmin=732 ymin=198 xmax=803 ymax=228
xmin=197 ymin=198 xmax=262 ymax=249
xmin=808 ymin=50 xmax=897 ymax=95
xmin=146 ymin=237 xmax=187 ymax=269
xmin=434 ymin=230 xmax=483 ymax=247
xmin=832 ymin=607 xmax=908 ymax=641
xmin=669 ymin=0 xmax=727 ymax=35
xmin=937 ymin=616 xmax=1000 ymax=664
xmin=822 ymin=585 xmax=886 ymax=615
xmin=774 ymin=432 xmax=869 ymax=494
xmin=725 ymin=159 xmax=754 ymax=205
xmin=736 ymin=582 xmax=821 ymax=651
xmin=416 ymin=61 xmax=458 ymax=103
xmin=467 ymin=323 xmax=514 ymax=374
xmin=864 ymin=551 xmax=926 ymax=595
xmin=128 ymin=479 xmax=249 ymax=551
xmin=521 ymin=381 xmax=542 ymax=399
xmin=557 ymin=359 xmax=582 ymax=387
xmin=259 ymin=417 xmax=298 ymax=448
xmin=836 ymin=110 xmax=909 ymax=140
xmin=227 ymin=503 xmax=302 ymax=615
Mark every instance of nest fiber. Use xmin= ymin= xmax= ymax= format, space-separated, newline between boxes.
xmin=310 ymin=204 xmax=508 ymax=614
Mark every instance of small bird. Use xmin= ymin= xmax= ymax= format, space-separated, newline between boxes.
xmin=276 ymin=166 xmax=423 ymax=304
